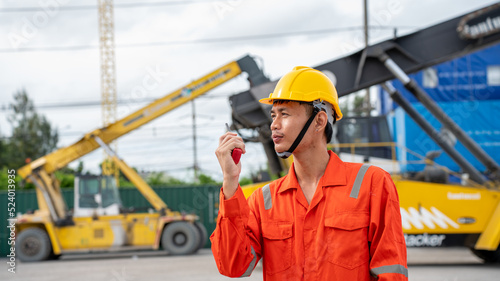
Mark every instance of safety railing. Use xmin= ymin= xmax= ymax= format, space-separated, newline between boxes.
xmin=328 ymin=142 xmax=398 ymax=173
xmin=328 ymin=142 xmax=484 ymax=188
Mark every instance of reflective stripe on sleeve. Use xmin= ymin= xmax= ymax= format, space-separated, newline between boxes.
xmin=262 ymin=184 xmax=272 ymax=210
xmin=349 ymin=164 xmax=371 ymax=199
xmin=240 ymin=245 xmax=257 ymax=277
xmin=370 ymin=264 xmax=408 ymax=278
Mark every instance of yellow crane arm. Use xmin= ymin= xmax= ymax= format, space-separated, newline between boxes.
xmin=18 ymin=56 xmax=263 ymax=179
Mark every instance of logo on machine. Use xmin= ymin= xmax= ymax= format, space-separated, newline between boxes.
xmin=457 ymin=4 xmax=500 ymax=39
xmin=174 ymin=68 xmax=231 ymax=103
xmin=457 ymin=217 xmax=476 ymax=224
xmin=142 ymin=68 xmax=232 ymax=118
xmin=400 ymin=206 xmax=459 ymax=230
xmin=404 ymin=233 xmax=446 ymax=247
xmin=447 ymin=192 xmax=481 ymax=200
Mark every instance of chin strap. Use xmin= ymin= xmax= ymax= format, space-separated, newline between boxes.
xmin=276 ymin=104 xmax=321 ymax=159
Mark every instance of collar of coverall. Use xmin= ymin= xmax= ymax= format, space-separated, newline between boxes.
xmin=278 ymin=150 xmax=348 ymax=193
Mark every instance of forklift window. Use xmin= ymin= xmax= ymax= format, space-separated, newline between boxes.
xmin=79 ymin=178 xmax=99 ymax=208
xmin=77 ymin=176 xmax=122 ymax=209
xmin=101 ymin=177 xmax=122 ymax=208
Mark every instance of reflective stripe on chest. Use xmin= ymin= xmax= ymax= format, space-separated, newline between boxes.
xmin=261 ymin=164 xmax=372 ymax=211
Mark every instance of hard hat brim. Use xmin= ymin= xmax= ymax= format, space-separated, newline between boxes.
xmin=258 ymin=97 xmax=274 ymax=104
xmin=259 ymin=95 xmax=317 ymax=105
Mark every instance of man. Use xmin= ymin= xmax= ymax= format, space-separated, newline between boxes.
xmin=212 ymin=66 xmax=408 ymax=280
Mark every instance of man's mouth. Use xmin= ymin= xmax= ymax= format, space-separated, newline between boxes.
xmin=272 ymin=133 xmax=283 ymax=144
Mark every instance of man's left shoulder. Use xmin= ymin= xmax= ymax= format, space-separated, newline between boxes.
xmin=364 ymin=165 xmax=399 ymax=195
xmin=344 ymin=162 xmax=391 ymax=180
xmin=366 ymin=165 xmax=391 ymax=178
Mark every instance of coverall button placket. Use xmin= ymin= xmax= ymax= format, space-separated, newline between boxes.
xmin=303 ymin=228 xmax=316 ymax=281
xmin=294 ymin=190 xmax=307 ymax=278
xmin=303 ymin=189 xmax=322 ymax=281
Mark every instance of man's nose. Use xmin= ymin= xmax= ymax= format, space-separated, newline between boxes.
xmin=270 ymin=117 xmax=279 ymax=131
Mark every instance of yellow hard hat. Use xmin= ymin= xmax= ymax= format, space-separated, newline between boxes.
xmin=259 ymin=66 xmax=343 ymax=120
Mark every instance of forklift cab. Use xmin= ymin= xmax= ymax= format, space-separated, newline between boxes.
xmin=74 ymin=175 xmax=122 ymax=217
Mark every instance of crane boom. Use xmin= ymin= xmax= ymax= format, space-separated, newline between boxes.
xmin=18 ymin=55 xmax=267 ymax=179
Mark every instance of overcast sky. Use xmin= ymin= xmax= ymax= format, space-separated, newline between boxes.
xmin=0 ymin=0 xmax=498 ymax=182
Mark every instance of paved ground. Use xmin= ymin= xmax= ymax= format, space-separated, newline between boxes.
xmin=1 ymin=247 xmax=499 ymax=281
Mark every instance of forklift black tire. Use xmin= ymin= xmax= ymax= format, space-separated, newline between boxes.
xmin=471 ymin=246 xmax=500 ymax=263
xmin=194 ymin=221 xmax=208 ymax=250
xmin=161 ymin=222 xmax=200 ymax=255
xmin=17 ymin=228 xmax=52 ymax=262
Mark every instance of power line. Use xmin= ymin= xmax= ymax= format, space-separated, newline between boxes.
xmin=0 ymin=0 xmax=224 ymax=13
xmin=0 ymin=123 xmax=226 ymax=141
xmin=0 ymin=26 xmax=416 ymax=53
xmin=0 ymin=93 xmax=231 ymax=111
xmin=57 ymin=127 xmax=222 ymax=141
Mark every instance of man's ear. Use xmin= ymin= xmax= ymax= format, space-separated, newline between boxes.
xmin=314 ymin=111 xmax=329 ymax=132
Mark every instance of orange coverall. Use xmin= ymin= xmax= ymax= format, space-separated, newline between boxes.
xmin=211 ymin=151 xmax=408 ymax=280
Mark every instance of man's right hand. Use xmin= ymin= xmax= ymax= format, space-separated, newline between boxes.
xmin=215 ymin=132 xmax=246 ymax=199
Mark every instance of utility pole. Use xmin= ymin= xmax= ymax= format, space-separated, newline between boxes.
xmin=192 ymin=100 xmax=199 ymax=183
xmin=363 ymin=0 xmax=371 ymax=116
xmin=364 ymin=0 xmax=369 ymax=47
